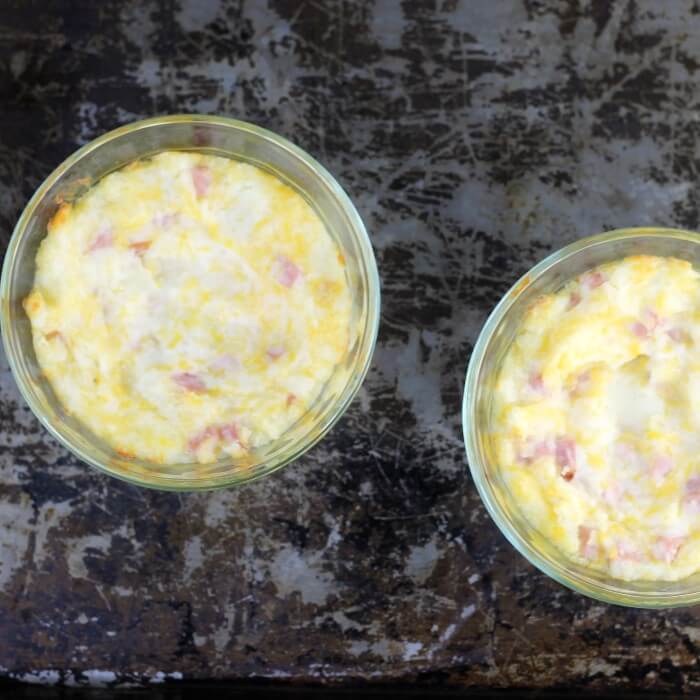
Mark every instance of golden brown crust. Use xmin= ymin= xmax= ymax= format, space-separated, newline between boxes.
xmin=48 ymin=202 xmax=72 ymax=231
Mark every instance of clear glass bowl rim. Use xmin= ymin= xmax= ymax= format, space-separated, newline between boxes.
xmin=1 ymin=114 xmax=381 ymax=491
xmin=463 ymin=226 xmax=700 ymax=608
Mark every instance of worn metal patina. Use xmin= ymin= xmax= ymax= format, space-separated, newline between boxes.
xmin=1 ymin=0 xmax=699 ymax=692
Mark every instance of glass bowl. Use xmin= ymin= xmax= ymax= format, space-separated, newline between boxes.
xmin=464 ymin=227 xmax=700 ymax=608
xmin=1 ymin=115 xmax=380 ymax=491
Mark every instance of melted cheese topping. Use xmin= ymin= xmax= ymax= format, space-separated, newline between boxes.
xmin=25 ymin=152 xmax=351 ymax=464
xmin=493 ymin=255 xmax=700 ymax=581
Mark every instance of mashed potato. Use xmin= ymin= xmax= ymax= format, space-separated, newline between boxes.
xmin=493 ymin=255 xmax=700 ymax=580
xmin=25 ymin=152 xmax=351 ymax=464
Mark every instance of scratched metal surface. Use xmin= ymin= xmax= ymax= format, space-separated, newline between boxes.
xmin=1 ymin=0 xmax=700 ymax=692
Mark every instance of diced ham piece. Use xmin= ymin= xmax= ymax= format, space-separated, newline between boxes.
xmin=570 ymin=369 xmax=591 ymax=397
xmin=555 ymin=436 xmax=576 ymax=481
xmin=667 ymin=327 xmax=688 ymax=343
xmin=684 ymin=476 xmax=700 ymax=513
xmin=578 ymin=525 xmax=598 ymax=559
xmin=567 ymin=291 xmax=582 ymax=310
xmin=651 ymin=455 xmax=673 ymax=483
xmin=632 ymin=309 xmax=661 ymax=339
xmin=210 ymin=354 xmax=240 ymax=372
xmin=188 ymin=422 xmax=241 ymax=452
xmin=617 ymin=540 xmax=643 ymax=562
xmin=528 ymin=372 xmax=544 ymax=391
xmin=582 ymin=270 xmax=605 ymax=289
xmin=527 ymin=371 xmax=547 ymax=396
xmin=516 ymin=438 xmax=553 ymax=465
xmin=274 ymin=255 xmax=302 ymax=288
xmin=267 ymin=345 xmax=285 ymax=360
xmin=651 ymin=535 xmax=685 ymax=564
xmin=188 ymin=426 xmax=219 ymax=452
xmin=129 ymin=241 xmax=151 ymax=256
xmin=642 ymin=308 xmax=660 ymax=331
xmin=534 ymin=440 xmax=552 ymax=458
xmin=286 ymin=393 xmax=297 ymax=407
xmin=86 ymin=229 xmax=113 ymax=254
xmin=45 ymin=330 xmax=62 ymax=342
xmin=172 ymin=372 xmax=206 ymax=393
xmin=191 ymin=165 xmax=211 ymax=198
xmin=631 ymin=321 xmax=649 ymax=339
xmin=218 ymin=423 xmax=239 ymax=444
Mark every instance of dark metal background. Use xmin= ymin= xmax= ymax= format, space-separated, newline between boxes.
xmin=1 ymin=0 xmax=699 ymax=693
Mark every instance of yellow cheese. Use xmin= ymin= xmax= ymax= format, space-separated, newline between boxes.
xmin=493 ymin=255 xmax=700 ymax=581
xmin=25 ymin=152 xmax=351 ymax=464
